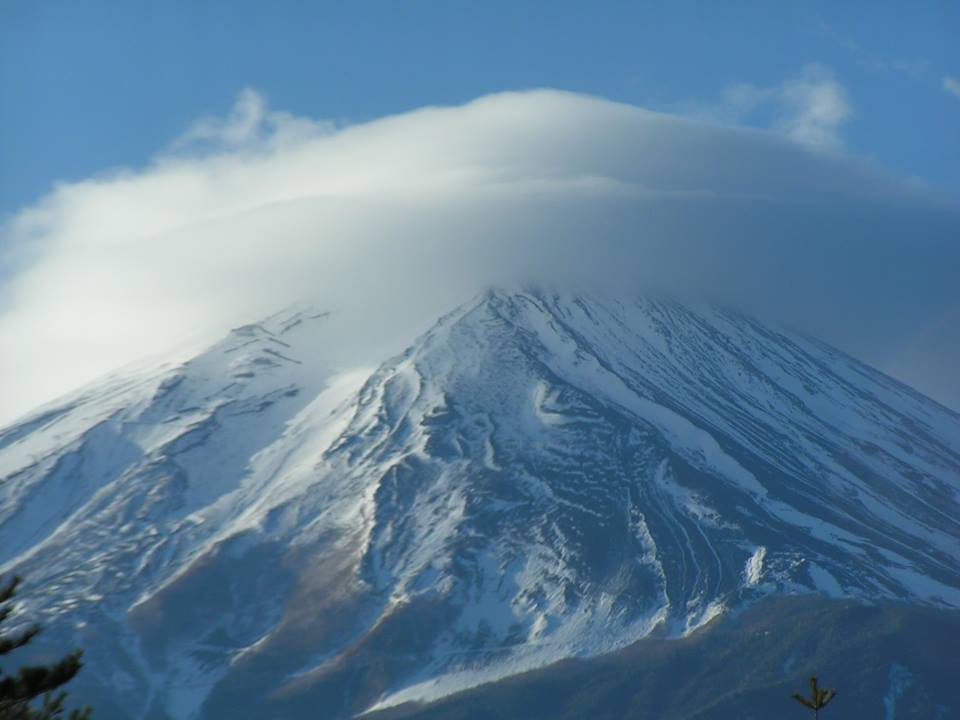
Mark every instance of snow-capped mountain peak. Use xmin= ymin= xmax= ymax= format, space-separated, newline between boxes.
xmin=1 ymin=289 xmax=958 ymax=718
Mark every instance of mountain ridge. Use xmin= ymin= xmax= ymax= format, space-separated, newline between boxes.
xmin=1 ymin=288 xmax=958 ymax=719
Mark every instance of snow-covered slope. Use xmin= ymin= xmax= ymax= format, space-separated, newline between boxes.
xmin=1 ymin=290 xmax=958 ymax=719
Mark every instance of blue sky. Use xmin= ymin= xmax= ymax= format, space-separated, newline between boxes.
xmin=1 ymin=1 xmax=959 ymax=216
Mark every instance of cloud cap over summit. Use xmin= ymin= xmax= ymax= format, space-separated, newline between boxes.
xmin=1 ymin=88 xmax=958 ymax=423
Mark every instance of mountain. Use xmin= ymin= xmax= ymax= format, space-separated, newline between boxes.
xmin=369 ymin=595 xmax=960 ymax=720
xmin=1 ymin=289 xmax=958 ymax=719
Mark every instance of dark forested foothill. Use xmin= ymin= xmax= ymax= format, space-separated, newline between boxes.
xmin=366 ymin=596 xmax=960 ymax=720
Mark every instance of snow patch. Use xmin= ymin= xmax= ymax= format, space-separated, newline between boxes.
xmin=808 ymin=562 xmax=844 ymax=597
xmin=744 ymin=546 xmax=767 ymax=586
xmin=883 ymin=663 xmax=912 ymax=720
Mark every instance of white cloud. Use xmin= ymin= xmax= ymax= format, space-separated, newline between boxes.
xmin=775 ymin=65 xmax=852 ymax=147
xmin=697 ymin=65 xmax=852 ymax=149
xmin=943 ymin=75 xmax=960 ymax=99
xmin=0 ymin=88 xmax=957 ymax=424
xmin=172 ymin=87 xmax=334 ymax=152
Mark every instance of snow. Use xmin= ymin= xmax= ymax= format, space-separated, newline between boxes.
xmin=884 ymin=663 xmax=913 ymax=720
xmin=682 ymin=599 xmax=725 ymax=636
xmin=516 ymin=294 xmax=767 ymax=498
xmin=808 ymin=562 xmax=844 ymax=597
xmin=2 ymin=289 xmax=959 ymax=719
xmin=883 ymin=564 xmax=960 ymax=607
xmin=744 ymin=546 xmax=767 ymax=586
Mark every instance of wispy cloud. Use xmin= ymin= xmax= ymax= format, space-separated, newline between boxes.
xmin=694 ymin=65 xmax=853 ymax=149
xmin=774 ymin=65 xmax=853 ymax=147
xmin=0 ymin=89 xmax=957 ymax=423
xmin=172 ymin=87 xmax=334 ymax=152
xmin=813 ymin=17 xmax=931 ymax=80
xmin=943 ymin=75 xmax=960 ymax=100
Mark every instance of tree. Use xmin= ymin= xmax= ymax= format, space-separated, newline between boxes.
xmin=791 ymin=675 xmax=836 ymax=719
xmin=0 ymin=576 xmax=91 ymax=719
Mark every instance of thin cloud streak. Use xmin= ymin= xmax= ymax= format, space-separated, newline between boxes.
xmin=943 ymin=76 xmax=960 ymax=100
xmin=1 ymin=88 xmax=958 ymax=424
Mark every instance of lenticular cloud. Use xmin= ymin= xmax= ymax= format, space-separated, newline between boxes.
xmin=1 ymin=88 xmax=958 ymax=424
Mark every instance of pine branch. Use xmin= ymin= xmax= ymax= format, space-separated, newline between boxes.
xmin=792 ymin=676 xmax=837 ymax=717
xmin=0 ymin=578 xmax=20 ymax=606
xmin=0 ymin=652 xmax=84 ymax=703
xmin=0 ymin=628 xmax=40 ymax=659
xmin=0 ymin=574 xmax=92 ymax=718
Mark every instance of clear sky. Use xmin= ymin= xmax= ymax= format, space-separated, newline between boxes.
xmin=1 ymin=0 xmax=959 ymax=216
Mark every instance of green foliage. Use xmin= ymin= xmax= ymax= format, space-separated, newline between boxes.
xmin=791 ymin=675 xmax=837 ymax=718
xmin=0 ymin=576 xmax=91 ymax=720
